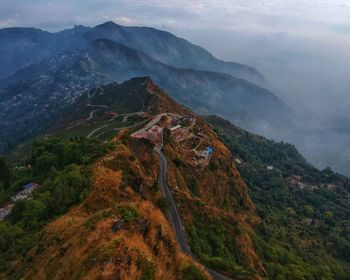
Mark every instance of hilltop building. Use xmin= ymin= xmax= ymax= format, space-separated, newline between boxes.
xmin=11 ymin=182 xmax=40 ymax=202
xmin=0 ymin=204 xmax=14 ymax=221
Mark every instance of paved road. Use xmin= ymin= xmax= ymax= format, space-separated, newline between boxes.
xmin=108 ymin=111 xmax=144 ymax=122
xmin=85 ymin=109 xmax=98 ymax=122
xmin=155 ymin=147 xmax=231 ymax=280
xmin=86 ymin=124 xmax=109 ymax=139
xmin=156 ymin=147 xmax=191 ymax=254
xmin=87 ymin=104 xmax=108 ymax=108
xmin=144 ymin=113 xmax=181 ymax=130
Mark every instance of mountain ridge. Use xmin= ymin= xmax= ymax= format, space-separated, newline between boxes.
xmin=0 ymin=21 xmax=264 ymax=84
xmin=0 ymin=77 xmax=266 ymax=279
xmin=0 ymin=33 xmax=291 ymax=155
xmin=86 ymin=21 xmax=265 ymax=84
xmin=1 ymin=77 xmax=349 ymax=279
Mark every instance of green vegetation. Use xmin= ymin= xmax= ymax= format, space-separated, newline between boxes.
xmin=58 ymin=115 xmax=146 ymax=141
xmin=0 ymin=158 xmax=11 ymax=189
xmin=181 ymin=264 xmax=207 ymax=280
xmin=186 ymin=211 xmax=250 ymax=278
xmin=156 ymin=197 xmax=170 ymax=212
xmin=207 ymin=115 xmax=350 ymax=279
xmin=0 ymin=158 xmax=12 ymax=205
xmin=122 ymin=207 xmax=138 ymax=222
xmin=0 ymin=137 xmax=114 ymax=278
xmin=138 ymin=255 xmax=156 ymax=280
xmin=151 ymin=180 xmax=159 ymax=193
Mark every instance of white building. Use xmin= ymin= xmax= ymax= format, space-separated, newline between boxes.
xmin=170 ymin=124 xmax=181 ymax=131
xmin=0 ymin=205 xmax=14 ymax=221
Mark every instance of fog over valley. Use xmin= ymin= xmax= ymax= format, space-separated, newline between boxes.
xmin=190 ymin=29 xmax=350 ymax=174
xmin=167 ymin=3 xmax=350 ymax=175
xmin=1 ymin=0 xmax=350 ymax=173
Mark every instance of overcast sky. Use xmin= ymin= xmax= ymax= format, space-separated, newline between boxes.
xmin=1 ymin=1 xmax=350 ymax=35
xmin=1 ymin=0 xmax=350 ymax=61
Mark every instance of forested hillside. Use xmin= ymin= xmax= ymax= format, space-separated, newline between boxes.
xmin=207 ymin=115 xmax=350 ymax=279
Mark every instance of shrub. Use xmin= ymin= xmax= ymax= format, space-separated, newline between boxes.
xmin=181 ymin=264 xmax=206 ymax=280
xmin=156 ymin=197 xmax=170 ymax=212
xmin=122 ymin=207 xmax=138 ymax=222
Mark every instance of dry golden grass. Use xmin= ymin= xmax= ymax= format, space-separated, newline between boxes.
xmin=16 ymin=83 xmax=267 ymax=279
xmin=18 ymin=139 xmax=209 ymax=280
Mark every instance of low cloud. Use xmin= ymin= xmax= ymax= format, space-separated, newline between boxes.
xmin=0 ymin=17 xmax=19 ymax=28
xmin=113 ymin=16 xmax=139 ymax=26
xmin=1 ymin=0 xmax=350 ymax=38
xmin=1 ymin=0 xmax=350 ymax=173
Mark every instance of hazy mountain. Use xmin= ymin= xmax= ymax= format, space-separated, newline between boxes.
xmin=85 ymin=21 xmax=265 ymax=85
xmin=0 ymin=21 xmax=264 ymax=85
xmin=0 ymin=27 xmax=290 ymax=154
xmin=0 ymin=26 xmax=89 ymax=79
xmin=87 ymin=39 xmax=290 ymax=128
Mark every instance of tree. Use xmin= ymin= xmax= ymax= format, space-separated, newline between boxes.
xmin=324 ymin=211 xmax=335 ymax=226
xmin=151 ymin=180 xmax=159 ymax=193
xmin=303 ymin=205 xmax=314 ymax=217
xmin=22 ymin=200 xmax=47 ymax=230
xmin=122 ymin=208 xmax=138 ymax=222
xmin=156 ymin=197 xmax=170 ymax=212
xmin=181 ymin=264 xmax=206 ymax=280
xmin=0 ymin=222 xmax=23 ymax=251
xmin=50 ymin=166 xmax=90 ymax=215
xmin=35 ymin=152 xmax=58 ymax=175
xmin=0 ymin=157 xmax=11 ymax=188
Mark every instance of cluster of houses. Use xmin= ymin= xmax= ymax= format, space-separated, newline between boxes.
xmin=288 ymin=175 xmax=338 ymax=190
xmin=288 ymin=175 xmax=310 ymax=189
xmin=11 ymin=182 xmax=40 ymax=201
xmin=0 ymin=183 xmax=40 ymax=221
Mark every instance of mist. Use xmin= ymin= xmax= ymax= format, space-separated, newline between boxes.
xmin=2 ymin=0 xmax=350 ymax=174
xmin=174 ymin=28 xmax=350 ymax=175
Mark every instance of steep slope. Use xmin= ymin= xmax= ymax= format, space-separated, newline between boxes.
xmin=2 ymin=78 xmax=349 ymax=279
xmin=0 ymin=21 xmax=263 ymax=84
xmin=0 ymin=78 xmax=266 ymax=280
xmin=206 ymin=115 xmax=350 ymax=279
xmin=85 ymin=21 xmax=265 ymax=84
xmin=0 ymin=38 xmax=290 ymax=154
xmin=87 ymin=39 xmax=288 ymax=126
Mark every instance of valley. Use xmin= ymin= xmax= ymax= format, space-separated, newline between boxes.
xmin=1 ymin=77 xmax=349 ymax=279
xmin=0 ymin=22 xmax=290 ymax=159
xmin=0 ymin=17 xmax=350 ymax=280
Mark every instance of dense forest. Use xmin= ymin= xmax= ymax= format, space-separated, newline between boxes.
xmin=207 ymin=115 xmax=350 ymax=279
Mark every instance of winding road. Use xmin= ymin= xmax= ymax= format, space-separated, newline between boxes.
xmin=155 ymin=147 xmax=231 ymax=280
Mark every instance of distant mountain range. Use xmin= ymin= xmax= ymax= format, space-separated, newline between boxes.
xmin=0 ymin=21 xmax=264 ymax=84
xmin=0 ymin=21 xmax=291 ymax=154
